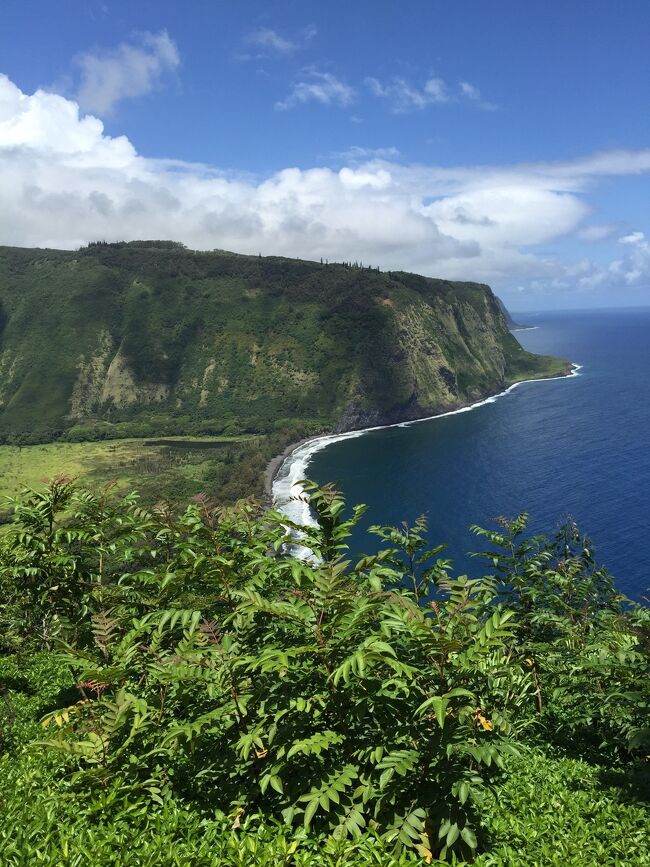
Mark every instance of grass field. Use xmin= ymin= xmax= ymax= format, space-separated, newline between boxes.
xmin=0 ymin=435 xmax=262 ymax=514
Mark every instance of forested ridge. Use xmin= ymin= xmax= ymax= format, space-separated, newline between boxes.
xmin=0 ymin=241 xmax=566 ymax=445
xmin=1 ymin=478 xmax=647 ymax=865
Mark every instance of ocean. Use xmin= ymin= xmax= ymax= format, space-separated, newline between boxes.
xmin=273 ymin=309 xmax=650 ymax=600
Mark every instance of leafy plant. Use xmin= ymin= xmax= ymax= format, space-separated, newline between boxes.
xmin=471 ymin=514 xmax=650 ymax=758
xmin=0 ymin=479 xmax=647 ymax=864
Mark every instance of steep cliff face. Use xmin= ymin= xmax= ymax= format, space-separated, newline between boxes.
xmin=331 ymin=280 xmax=565 ymax=430
xmin=495 ymin=296 xmax=529 ymax=330
xmin=0 ymin=242 xmax=567 ymax=442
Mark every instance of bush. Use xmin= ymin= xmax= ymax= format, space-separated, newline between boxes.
xmin=0 ymin=480 xmax=647 ymax=864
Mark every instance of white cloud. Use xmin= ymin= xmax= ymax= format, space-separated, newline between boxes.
xmin=239 ymin=25 xmax=317 ymax=60
xmin=460 ymin=81 xmax=480 ymax=100
xmin=423 ymin=186 xmax=588 ymax=248
xmin=1 ymin=74 xmax=650 ymax=301
xmin=0 ymin=74 xmax=465 ymax=263
xmin=338 ymin=167 xmax=392 ymax=189
xmin=275 ymin=71 xmax=355 ymax=110
xmin=365 ymin=75 xmax=449 ymax=112
xmin=365 ymin=75 xmax=497 ymax=113
xmin=329 ymin=145 xmax=400 ymax=162
xmin=423 ymin=78 xmax=448 ymax=103
xmin=273 ymin=68 xmax=491 ymax=116
xmin=245 ymin=28 xmax=296 ymax=55
xmin=0 ymin=75 xmax=135 ymax=164
xmin=620 ymin=231 xmax=646 ymax=245
xmin=459 ymin=80 xmax=498 ymax=111
xmin=577 ymin=224 xmax=617 ymax=241
xmin=567 ymin=232 xmax=650 ymax=291
xmin=616 ymin=231 xmax=649 ymax=285
xmin=71 ymin=30 xmax=179 ymax=115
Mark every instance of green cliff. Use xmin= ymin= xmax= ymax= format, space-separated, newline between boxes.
xmin=0 ymin=241 xmax=567 ymax=443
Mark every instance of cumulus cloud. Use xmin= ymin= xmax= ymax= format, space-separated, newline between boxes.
xmin=618 ymin=232 xmax=650 ymax=284
xmin=71 ymin=30 xmax=179 ymax=114
xmin=0 ymin=74 xmax=465 ymax=263
xmin=1 ymin=74 xmax=650 ymax=300
xmin=534 ymin=231 xmax=650 ymax=295
xmin=275 ymin=71 xmax=355 ymax=110
xmin=571 ymin=233 xmax=649 ymax=289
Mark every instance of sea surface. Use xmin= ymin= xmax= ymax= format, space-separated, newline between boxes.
xmin=274 ymin=309 xmax=650 ymax=600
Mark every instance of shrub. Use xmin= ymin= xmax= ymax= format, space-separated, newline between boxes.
xmin=0 ymin=480 xmax=647 ymax=864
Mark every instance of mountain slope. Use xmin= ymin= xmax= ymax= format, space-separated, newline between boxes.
xmin=0 ymin=241 xmax=568 ymax=443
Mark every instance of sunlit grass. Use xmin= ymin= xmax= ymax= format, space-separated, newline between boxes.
xmin=0 ymin=436 xmax=255 ymax=505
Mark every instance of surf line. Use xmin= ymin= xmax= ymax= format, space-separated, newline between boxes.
xmin=272 ymin=363 xmax=582 ymax=529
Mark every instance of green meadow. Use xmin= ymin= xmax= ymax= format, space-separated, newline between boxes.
xmin=0 ymin=435 xmax=264 ymax=512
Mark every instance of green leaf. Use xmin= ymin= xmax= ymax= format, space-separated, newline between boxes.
xmin=446 ymin=823 xmax=460 ymax=846
xmin=416 ymin=695 xmax=449 ymax=728
xmin=303 ymin=798 xmax=319 ymax=828
xmin=460 ymin=826 xmax=477 ymax=849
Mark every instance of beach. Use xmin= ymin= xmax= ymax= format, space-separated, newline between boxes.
xmin=269 ymin=362 xmax=581 ymax=527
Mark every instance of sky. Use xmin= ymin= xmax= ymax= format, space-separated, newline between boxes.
xmin=1 ymin=0 xmax=649 ymax=310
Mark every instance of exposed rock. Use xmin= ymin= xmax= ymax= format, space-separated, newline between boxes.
xmin=100 ymin=344 xmax=169 ymax=408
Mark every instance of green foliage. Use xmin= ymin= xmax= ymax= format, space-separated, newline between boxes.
xmin=0 ymin=242 xmax=567 ymax=444
xmin=471 ymin=514 xmax=650 ymax=758
xmin=476 ymin=747 xmax=650 ymax=866
xmin=0 ymin=480 xmax=647 ymax=864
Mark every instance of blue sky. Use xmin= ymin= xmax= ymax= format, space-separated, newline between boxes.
xmin=1 ymin=0 xmax=649 ymax=309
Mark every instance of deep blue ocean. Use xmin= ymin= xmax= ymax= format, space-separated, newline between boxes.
xmin=306 ymin=309 xmax=650 ymax=600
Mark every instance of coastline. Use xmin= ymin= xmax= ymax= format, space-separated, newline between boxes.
xmin=267 ymin=362 xmax=582 ymax=524
xmin=263 ymin=436 xmax=317 ymax=502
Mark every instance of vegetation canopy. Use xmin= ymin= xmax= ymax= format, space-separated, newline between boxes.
xmin=0 ymin=479 xmax=648 ymax=865
xmin=0 ymin=242 xmax=567 ymax=447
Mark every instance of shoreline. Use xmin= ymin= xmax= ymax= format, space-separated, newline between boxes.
xmin=267 ymin=362 xmax=582 ymax=523
xmin=263 ymin=435 xmax=318 ymax=502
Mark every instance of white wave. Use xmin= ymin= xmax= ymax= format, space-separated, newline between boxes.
xmin=272 ymin=429 xmax=369 ymax=528
xmin=272 ymin=363 xmax=582 ymax=528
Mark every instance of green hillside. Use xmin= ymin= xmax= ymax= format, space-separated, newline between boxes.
xmin=0 ymin=241 xmax=567 ymax=445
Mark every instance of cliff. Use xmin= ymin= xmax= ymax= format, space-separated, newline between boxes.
xmin=495 ymin=296 xmax=530 ymax=330
xmin=0 ymin=242 xmax=568 ymax=443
